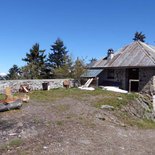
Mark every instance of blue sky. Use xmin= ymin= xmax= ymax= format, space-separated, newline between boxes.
xmin=0 ymin=0 xmax=155 ymax=74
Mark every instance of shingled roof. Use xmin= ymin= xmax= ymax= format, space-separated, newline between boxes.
xmin=92 ymin=41 xmax=155 ymax=68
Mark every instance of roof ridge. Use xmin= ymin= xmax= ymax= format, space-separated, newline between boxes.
xmin=137 ymin=41 xmax=155 ymax=64
xmin=106 ymin=43 xmax=131 ymax=67
xmin=140 ymin=41 xmax=155 ymax=53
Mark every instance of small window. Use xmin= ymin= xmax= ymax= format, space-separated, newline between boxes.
xmin=107 ymin=69 xmax=114 ymax=79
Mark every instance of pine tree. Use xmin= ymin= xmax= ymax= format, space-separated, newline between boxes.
xmin=7 ymin=64 xmax=21 ymax=80
xmin=133 ymin=32 xmax=146 ymax=42
xmin=22 ymin=43 xmax=46 ymax=79
xmin=48 ymin=38 xmax=68 ymax=68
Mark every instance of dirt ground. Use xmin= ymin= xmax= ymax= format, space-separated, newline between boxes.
xmin=1 ymin=94 xmax=155 ymax=155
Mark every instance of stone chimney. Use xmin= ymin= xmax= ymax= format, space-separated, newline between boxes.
xmin=107 ymin=48 xmax=114 ymax=60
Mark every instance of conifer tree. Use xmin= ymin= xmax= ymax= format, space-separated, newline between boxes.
xmin=22 ymin=43 xmax=46 ymax=79
xmin=48 ymin=38 xmax=68 ymax=68
xmin=7 ymin=64 xmax=21 ymax=80
xmin=133 ymin=32 xmax=146 ymax=42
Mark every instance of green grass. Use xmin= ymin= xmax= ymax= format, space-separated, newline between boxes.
xmin=29 ymin=88 xmax=138 ymax=111
xmin=121 ymin=115 xmax=155 ymax=129
xmin=0 ymin=94 xmax=5 ymax=100
xmin=29 ymin=88 xmax=104 ymax=102
xmin=8 ymin=138 xmax=23 ymax=147
xmin=137 ymin=119 xmax=155 ymax=129
xmin=30 ymin=88 xmax=137 ymax=102
xmin=93 ymin=92 xmax=137 ymax=109
xmin=0 ymin=138 xmax=23 ymax=152
xmin=0 ymin=93 xmax=20 ymax=100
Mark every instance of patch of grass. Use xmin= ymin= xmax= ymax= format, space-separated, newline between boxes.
xmin=122 ymin=116 xmax=155 ymax=129
xmin=8 ymin=138 xmax=23 ymax=147
xmin=117 ymin=111 xmax=155 ymax=129
xmin=93 ymin=93 xmax=137 ymax=109
xmin=0 ymin=138 xmax=24 ymax=152
xmin=94 ymin=98 xmax=123 ymax=109
xmin=30 ymin=88 xmax=138 ymax=103
xmin=0 ymin=93 xmax=22 ymax=100
xmin=29 ymin=88 xmax=108 ymax=102
xmin=0 ymin=144 xmax=8 ymax=152
xmin=0 ymin=94 xmax=5 ymax=100
xmin=137 ymin=119 xmax=155 ymax=129
xmin=29 ymin=88 xmax=138 ymax=111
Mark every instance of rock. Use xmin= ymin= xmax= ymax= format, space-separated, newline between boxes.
xmin=9 ymin=133 xmax=17 ymax=136
xmin=78 ymin=139 xmax=91 ymax=145
xmin=43 ymin=146 xmax=48 ymax=149
xmin=117 ymin=97 xmax=123 ymax=100
xmin=95 ymin=114 xmax=106 ymax=121
xmin=98 ymin=117 xmax=106 ymax=121
xmin=17 ymin=122 xmax=23 ymax=127
xmin=18 ymin=135 xmax=21 ymax=138
xmin=101 ymin=105 xmax=114 ymax=110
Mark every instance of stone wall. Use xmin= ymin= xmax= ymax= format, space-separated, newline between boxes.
xmin=139 ymin=68 xmax=155 ymax=94
xmin=99 ymin=68 xmax=126 ymax=89
xmin=0 ymin=79 xmax=73 ymax=94
xmin=114 ymin=68 xmax=126 ymax=89
xmin=99 ymin=67 xmax=155 ymax=93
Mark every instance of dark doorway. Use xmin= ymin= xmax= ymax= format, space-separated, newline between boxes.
xmin=127 ymin=68 xmax=139 ymax=92
xmin=130 ymin=80 xmax=139 ymax=92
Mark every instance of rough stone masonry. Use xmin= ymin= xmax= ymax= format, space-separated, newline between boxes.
xmin=0 ymin=79 xmax=73 ymax=94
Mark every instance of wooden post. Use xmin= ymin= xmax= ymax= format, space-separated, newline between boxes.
xmin=129 ymin=80 xmax=131 ymax=92
xmin=96 ymin=77 xmax=99 ymax=87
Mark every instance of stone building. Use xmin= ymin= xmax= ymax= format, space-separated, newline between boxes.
xmin=81 ymin=41 xmax=155 ymax=93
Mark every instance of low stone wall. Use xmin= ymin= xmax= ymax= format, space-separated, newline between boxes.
xmin=0 ymin=79 xmax=73 ymax=94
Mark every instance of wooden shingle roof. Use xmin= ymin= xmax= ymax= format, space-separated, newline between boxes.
xmin=92 ymin=41 xmax=155 ymax=68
